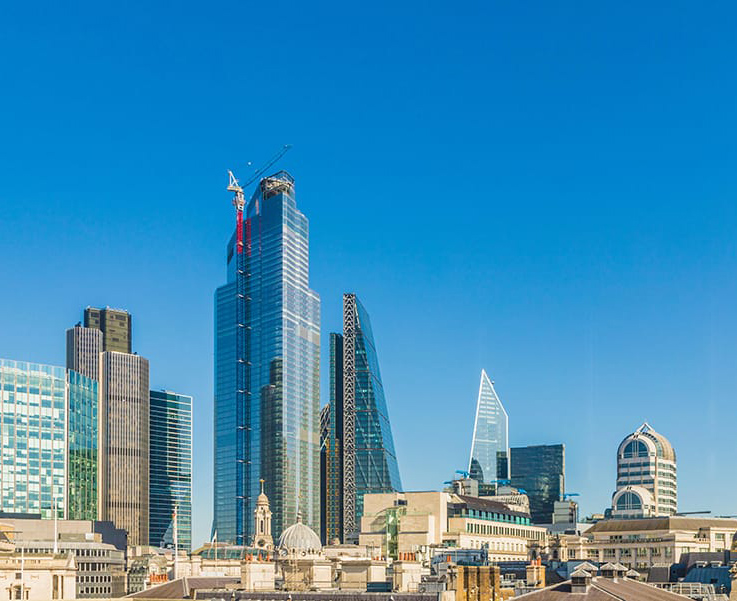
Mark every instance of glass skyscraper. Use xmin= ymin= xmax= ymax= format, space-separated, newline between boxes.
xmin=0 ymin=358 xmax=97 ymax=520
xmin=214 ymin=171 xmax=320 ymax=543
xmin=323 ymin=294 xmax=402 ymax=543
xmin=67 ymin=369 xmax=98 ymax=520
xmin=468 ymin=369 xmax=509 ymax=486
xmin=149 ymin=390 xmax=192 ymax=551
xmin=510 ymin=444 xmax=565 ymax=524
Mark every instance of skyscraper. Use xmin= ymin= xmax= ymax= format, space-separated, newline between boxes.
xmin=468 ymin=369 xmax=509 ymax=486
xmin=68 ymin=307 xmax=151 ymax=543
xmin=510 ymin=444 xmax=565 ymax=524
xmin=611 ymin=422 xmax=677 ymax=517
xmin=323 ymin=294 xmax=402 ymax=543
xmin=99 ymin=352 xmax=149 ymax=544
xmin=0 ymin=358 xmax=97 ymax=520
xmin=66 ymin=324 xmax=102 ymax=380
xmin=67 ymin=369 xmax=99 ymax=520
xmin=149 ymin=390 xmax=192 ymax=551
xmin=84 ymin=307 xmax=132 ymax=354
xmin=214 ymin=171 xmax=321 ymax=544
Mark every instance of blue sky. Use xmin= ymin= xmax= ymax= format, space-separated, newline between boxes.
xmin=2 ymin=1 xmax=737 ymax=545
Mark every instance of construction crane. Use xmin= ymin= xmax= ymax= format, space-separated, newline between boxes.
xmin=226 ymin=144 xmax=292 ymax=545
xmin=490 ymin=479 xmax=512 ymax=487
xmin=563 ymin=493 xmax=580 ymax=501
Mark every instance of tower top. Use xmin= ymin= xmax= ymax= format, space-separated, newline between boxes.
xmin=256 ymin=479 xmax=269 ymax=506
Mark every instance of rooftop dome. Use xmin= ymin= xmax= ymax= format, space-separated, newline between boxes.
xmin=277 ymin=512 xmax=321 ymax=554
xmin=617 ymin=422 xmax=676 ymax=462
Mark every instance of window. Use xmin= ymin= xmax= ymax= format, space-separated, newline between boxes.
xmin=616 ymin=492 xmax=642 ymax=511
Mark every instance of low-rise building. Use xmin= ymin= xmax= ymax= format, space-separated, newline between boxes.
xmin=0 ymin=551 xmax=77 ymax=601
xmin=359 ymin=491 xmax=547 ymax=563
xmin=550 ymin=516 xmax=737 ymax=570
xmin=0 ymin=516 xmax=127 ymax=598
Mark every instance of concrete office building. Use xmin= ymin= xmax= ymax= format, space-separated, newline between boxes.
xmin=67 ymin=308 xmax=151 ymax=544
xmin=551 ymin=516 xmax=737 ymax=570
xmin=0 ymin=359 xmax=98 ymax=520
xmin=66 ymin=325 xmax=102 ymax=381
xmin=2 ymin=516 xmax=128 ymax=598
xmin=99 ymin=351 xmax=149 ymax=545
xmin=511 ymin=444 xmax=565 ymax=524
xmin=214 ymin=171 xmax=321 ymax=544
xmin=149 ymin=390 xmax=192 ymax=551
xmin=84 ymin=307 xmax=132 ymax=354
xmin=322 ymin=294 xmax=402 ymax=544
xmin=359 ymin=491 xmax=547 ymax=563
xmin=611 ymin=423 xmax=677 ymax=518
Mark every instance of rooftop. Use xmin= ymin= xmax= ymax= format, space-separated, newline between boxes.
xmin=585 ymin=516 xmax=737 ymax=533
xmin=514 ymin=576 xmax=697 ymax=600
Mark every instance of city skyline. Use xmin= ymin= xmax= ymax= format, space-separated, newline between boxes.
xmin=3 ymin=1 xmax=737 ymax=549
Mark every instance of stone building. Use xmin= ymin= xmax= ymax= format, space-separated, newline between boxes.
xmin=550 ymin=516 xmax=737 ymax=570
xmin=359 ymin=491 xmax=547 ymax=562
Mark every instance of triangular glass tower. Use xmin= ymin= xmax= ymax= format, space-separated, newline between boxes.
xmin=468 ymin=369 xmax=509 ymax=485
xmin=322 ymin=294 xmax=402 ymax=543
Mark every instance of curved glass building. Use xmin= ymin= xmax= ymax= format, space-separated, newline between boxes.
xmin=322 ymin=294 xmax=402 ymax=543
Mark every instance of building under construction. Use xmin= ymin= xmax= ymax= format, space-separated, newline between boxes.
xmin=213 ymin=154 xmax=321 ymax=545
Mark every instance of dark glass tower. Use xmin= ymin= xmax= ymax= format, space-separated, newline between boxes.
xmin=84 ymin=307 xmax=131 ymax=354
xmin=213 ymin=171 xmax=321 ymax=543
xmin=323 ymin=294 xmax=402 ymax=543
xmin=510 ymin=444 xmax=565 ymax=524
xmin=149 ymin=390 xmax=192 ymax=551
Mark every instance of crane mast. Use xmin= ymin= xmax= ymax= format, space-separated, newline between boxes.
xmin=226 ymin=144 xmax=291 ymax=544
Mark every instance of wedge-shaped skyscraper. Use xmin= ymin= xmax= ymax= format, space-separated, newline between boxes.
xmin=322 ymin=294 xmax=402 ymax=543
xmin=468 ymin=369 xmax=509 ymax=485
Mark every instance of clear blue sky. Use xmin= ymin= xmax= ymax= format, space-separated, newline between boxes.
xmin=2 ymin=1 xmax=737 ymax=546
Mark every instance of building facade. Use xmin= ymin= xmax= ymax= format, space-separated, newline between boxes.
xmin=214 ymin=171 xmax=321 ymax=544
xmin=66 ymin=325 xmax=102 ymax=381
xmin=553 ymin=516 xmax=737 ymax=570
xmin=0 ymin=359 xmax=68 ymax=518
xmin=149 ymin=390 xmax=192 ymax=551
xmin=323 ymin=294 xmax=402 ymax=544
xmin=469 ymin=370 xmax=509 ymax=486
xmin=99 ymin=352 xmax=149 ymax=545
xmin=359 ymin=491 xmax=547 ymax=563
xmin=510 ymin=444 xmax=565 ymax=524
xmin=84 ymin=307 xmax=132 ymax=354
xmin=67 ymin=370 xmax=98 ymax=520
xmin=612 ymin=423 xmax=677 ymax=517
xmin=0 ymin=359 xmax=97 ymax=521
xmin=68 ymin=307 xmax=152 ymax=544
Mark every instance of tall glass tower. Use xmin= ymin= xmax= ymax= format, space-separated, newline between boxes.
xmin=468 ymin=369 xmax=509 ymax=486
xmin=214 ymin=171 xmax=320 ymax=543
xmin=149 ymin=390 xmax=192 ymax=551
xmin=323 ymin=294 xmax=402 ymax=543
